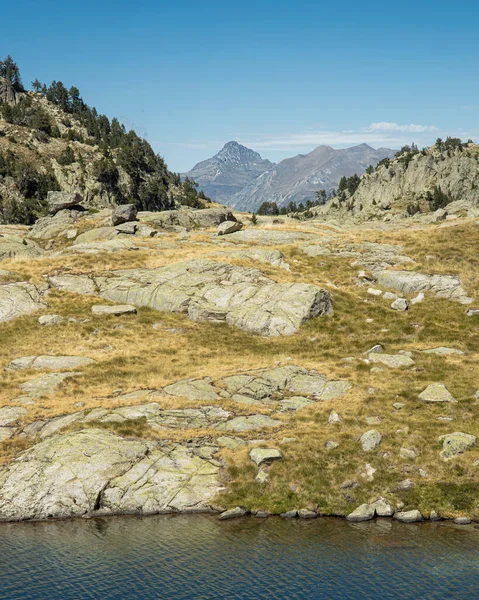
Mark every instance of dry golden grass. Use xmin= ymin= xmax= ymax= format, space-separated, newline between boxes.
xmin=1 ymin=216 xmax=479 ymax=516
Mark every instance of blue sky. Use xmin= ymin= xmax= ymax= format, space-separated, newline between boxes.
xmin=3 ymin=0 xmax=478 ymax=171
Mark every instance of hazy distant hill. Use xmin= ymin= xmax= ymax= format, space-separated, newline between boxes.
xmin=183 ymin=141 xmax=274 ymax=205
xmin=229 ymin=144 xmax=395 ymax=212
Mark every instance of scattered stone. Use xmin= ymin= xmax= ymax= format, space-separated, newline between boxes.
xmin=400 ymin=448 xmax=418 ymax=460
xmin=466 ymin=309 xmax=479 ymax=317
xmin=217 ymin=220 xmax=243 ymax=236
xmin=254 ymin=511 xmax=270 ymax=518
xmin=218 ymin=507 xmax=247 ymax=520
xmin=397 ymin=479 xmax=415 ymax=491
xmin=249 ymin=448 xmax=282 ymax=466
xmin=112 ymin=204 xmax=138 ymax=226
xmin=367 ymin=288 xmax=382 ymax=296
xmin=325 ymin=441 xmax=339 ymax=450
xmin=115 ymin=222 xmax=137 ymax=235
xmin=361 ymin=463 xmax=377 ymax=481
xmin=421 ymin=347 xmax=464 ymax=356
xmin=438 ymin=432 xmax=476 ymax=459
xmin=340 ymin=480 xmax=358 ymax=490
xmin=454 ymin=517 xmax=471 ymax=525
xmin=411 ymin=292 xmax=425 ymax=304
xmin=38 ymin=314 xmax=64 ymax=326
xmin=280 ymin=510 xmax=298 ymax=519
xmin=419 ymin=383 xmax=456 ymax=403
xmin=368 ymin=353 xmax=414 ymax=368
xmin=255 ymin=468 xmax=269 ymax=484
xmin=298 ymin=509 xmax=317 ymax=519
xmin=391 ymin=298 xmax=408 ymax=311
xmin=429 ymin=510 xmax=441 ymax=521
xmin=92 ymin=305 xmax=137 ymax=316
xmin=367 ymin=344 xmax=384 ymax=354
xmin=328 ymin=410 xmax=341 ymax=424
xmin=360 ymin=430 xmax=382 ymax=452
xmin=393 ymin=402 xmax=405 ymax=410
xmin=394 ymin=510 xmax=423 ymax=523
xmin=365 ymin=416 xmax=381 ymax=425
xmin=383 ymin=291 xmax=398 ymax=300
xmin=279 ymin=396 xmax=312 ymax=411
xmin=346 ymin=503 xmax=375 ymax=522
xmin=370 ymin=498 xmax=395 ymax=517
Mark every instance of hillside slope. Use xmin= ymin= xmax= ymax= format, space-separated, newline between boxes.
xmin=315 ymin=141 xmax=479 ymax=222
xmin=0 ymin=57 xmax=207 ymax=224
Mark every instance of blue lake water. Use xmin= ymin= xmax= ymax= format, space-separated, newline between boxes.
xmin=0 ymin=515 xmax=478 ymax=599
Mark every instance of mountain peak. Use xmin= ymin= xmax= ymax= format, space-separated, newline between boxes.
xmin=216 ymin=141 xmax=265 ymax=164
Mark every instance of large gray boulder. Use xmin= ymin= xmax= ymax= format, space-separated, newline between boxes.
xmin=0 ymin=429 xmax=222 ymax=521
xmin=47 ymin=191 xmax=83 ymax=215
xmin=28 ymin=210 xmax=79 ymax=240
xmin=419 ymin=383 xmax=456 ymax=403
xmin=374 ymin=270 xmax=472 ymax=305
xmin=217 ymin=220 xmax=243 ymax=236
xmin=48 ymin=259 xmax=332 ymax=336
xmin=438 ymin=432 xmax=476 ymax=459
xmin=360 ymin=429 xmax=382 ymax=452
xmin=112 ymin=204 xmax=138 ymax=226
xmin=346 ymin=503 xmax=375 ymax=522
xmin=0 ymin=282 xmax=48 ymax=322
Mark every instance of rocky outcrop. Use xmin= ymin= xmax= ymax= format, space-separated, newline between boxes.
xmin=0 ymin=282 xmax=48 ymax=322
xmin=0 ymin=429 xmax=222 ymax=521
xmin=0 ymin=234 xmax=43 ymax=259
xmin=6 ymin=355 xmax=95 ymax=371
xmin=374 ymin=270 xmax=472 ymax=305
xmin=48 ymin=259 xmax=332 ymax=336
xmin=141 ymin=208 xmax=237 ymax=230
xmin=111 ymin=204 xmax=137 ymax=226
xmin=47 ymin=191 xmax=83 ymax=215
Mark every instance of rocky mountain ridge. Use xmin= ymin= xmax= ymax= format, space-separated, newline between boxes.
xmin=314 ymin=141 xmax=479 ymax=223
xmin=185 ymin=142 xmax=395 ymax=212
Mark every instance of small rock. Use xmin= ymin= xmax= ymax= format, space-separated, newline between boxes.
xmin=393 ymin=402 xmax=405 ymax=410
xmin=325 ymin=440 xmax=339 ymax=450
xmin=466 ymin=309 xmax=479 ymax=317
xmin=255 ymin=468 xmax=269 ymax=484
xmin=328 ymin=410 xmax=341 ymax=424
xmin=280 ymin=510 xmax=298 ymax=519
xmin=418 ymin=468 xmax=428 ymax=478
xmin=92 ymin=305 xmax=137 ymax=316
xmin=346 ymin=504 xmax=375 ymax=522
xmin=438 ymin=432 xmax=476 ymax=459
xmin=411 ymin=292 xmax=425 ymax=304
xmin=366 ymin=416 xmax=381 ymax=425
xmin=254 ymin=511 xmax=270 ymax=518
xmin=340 ymin=480 xmax=359 ymax=490
xmin=367 ymin=288 xmax=383 ymax=296
xmin=360 ymin=430 xmax=382 ymax=452
xmin=454 ymin=517 xmax=471 ymax=525
xmin=383 ymin=291 xmax=398 ymax=300
xmin=419 ymin=383 xmax=456 ymax=403
xmin=397 ymin=479 xmax=415 ymax=491
xmin=298 ymin=509 xmax=317 ymax=519
xmin=367 ymin=344 xmax=384 ymax=354
xmin=422 ymin=347 xmax=464 ymax=356
xmin=394 ymin=510 xmax=423 ymax=523
xmin=429 ymin=510 xmax=442 ymax=521
xmin=361 ymin=463 xmax=377 ymax=481
xmin=370 ymin=498 xmax=395 ymax=517
xmin=217 ymin=220 xmax=243 ymax=236
xmin=218 ymin=507 xmax=247 ymax=520
xmin=249 ymin=448 xmax=282 ymax=466
xmin=399 ymin=448 xmax=418 ymax=460
xmin=391 ymin=298 xmax=408 ymax=311
xmin=38 ymin=314 xmax=64 ymax=326
xmin=115 ymin=222 xmax=137 ymax=235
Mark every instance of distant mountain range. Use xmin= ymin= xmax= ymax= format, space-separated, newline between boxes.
xmin=183 ymin=142 xmax=395 ymax=212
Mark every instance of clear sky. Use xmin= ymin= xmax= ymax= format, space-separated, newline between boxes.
xmin=3 ymin=0 xmax=478 ymax=171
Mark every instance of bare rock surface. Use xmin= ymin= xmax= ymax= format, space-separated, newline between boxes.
xmin=48 ymin=259 xmax=332 ymax=336
xmin=0 ymin=429 xmax=222 ymax=521
xmin=0 ymin=282 xmax=48 ymax=322
xmin=0 ymin=235 xmax=43 ymax=259
xmin=7 ymin=355 xmax=95 ymax=371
